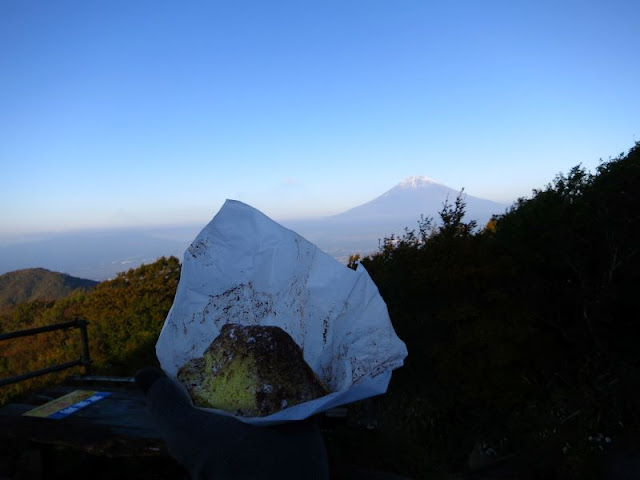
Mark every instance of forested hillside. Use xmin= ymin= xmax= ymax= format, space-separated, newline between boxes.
xmin=0 ymin=268 xmax=98 ymax=312
xmin=355 ymin=142 xmax=640 ymax=478
xmin=0 ymin=144 xmax=637 ymax=478
xmin=0 ymin=256 xmax=180 ymax=405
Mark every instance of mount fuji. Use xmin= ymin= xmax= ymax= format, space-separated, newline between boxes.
xmin=283 ymin=176 xmax=509 ymax=260
xmin=332 ymin=176 xmax=505 ymax=222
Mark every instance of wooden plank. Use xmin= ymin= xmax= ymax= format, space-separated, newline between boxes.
xmin=67 ymin=375 xmax=136 ymax=384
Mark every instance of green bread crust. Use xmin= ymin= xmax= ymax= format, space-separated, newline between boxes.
xmin=177 ymin=324 xmax=329 ymax=416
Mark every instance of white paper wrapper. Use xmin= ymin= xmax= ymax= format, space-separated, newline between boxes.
xmin=156 ymin=200 xmax=408 ymax=424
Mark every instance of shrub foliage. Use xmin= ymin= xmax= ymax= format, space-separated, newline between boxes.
xmin=357 ymin=143 xmax=640 ymax=476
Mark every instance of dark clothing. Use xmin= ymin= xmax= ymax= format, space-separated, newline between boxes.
xmin=135 ymin=368 xmax=329 ymax=480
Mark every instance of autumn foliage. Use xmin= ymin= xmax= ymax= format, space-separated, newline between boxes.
xmin=0 ymin=256 xmax=180 ymax=405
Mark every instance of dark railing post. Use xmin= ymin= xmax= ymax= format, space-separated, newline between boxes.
xmin=77 ymin=319 xmax=92 ymax=376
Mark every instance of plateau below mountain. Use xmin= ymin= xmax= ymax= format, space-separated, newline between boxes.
xmin=0 ymin=229 xmax=191 ymax=281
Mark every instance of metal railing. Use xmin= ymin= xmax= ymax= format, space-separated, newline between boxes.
xmin=0 ymin=319 xmax=91 ymax=387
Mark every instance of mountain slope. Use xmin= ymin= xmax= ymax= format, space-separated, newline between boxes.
xmin=285 ymin=176 xmax=510 ymax=259
xmin=0 ymin=268 xmax=98 ymax=310
xmin=333 ymin=176 xmax=507 ymax=222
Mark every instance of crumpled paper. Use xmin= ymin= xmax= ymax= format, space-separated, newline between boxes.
xmin=156 ymin=200 xmax=408 ymax=424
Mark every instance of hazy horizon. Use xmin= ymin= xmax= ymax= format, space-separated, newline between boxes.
xmin=0 ymin=174 xmax=514 ymax=243
xmin=0 ymin=176 xmax=512 ymax=280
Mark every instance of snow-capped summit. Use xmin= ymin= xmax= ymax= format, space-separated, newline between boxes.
xmin=284 ymin=176 xmax=510 ymax=261
xmin=397 ymin=176 xmax=439 ymax=189
xmin=330 ymin=176 xmax=507 ymax=225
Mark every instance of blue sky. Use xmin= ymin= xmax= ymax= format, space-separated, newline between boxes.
xmin=1 ymin=0 xmax=638 ymax=237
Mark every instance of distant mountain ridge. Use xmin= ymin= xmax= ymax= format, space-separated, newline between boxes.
xmin=0 ymin=268 xmax=98 ymax=311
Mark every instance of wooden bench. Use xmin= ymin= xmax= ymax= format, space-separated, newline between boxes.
xmin=0 ymin=376 xmax=187 ymax=479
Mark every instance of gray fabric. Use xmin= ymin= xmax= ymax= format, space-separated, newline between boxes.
xmin=145 ymin=376 xmax=329 ymax=480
